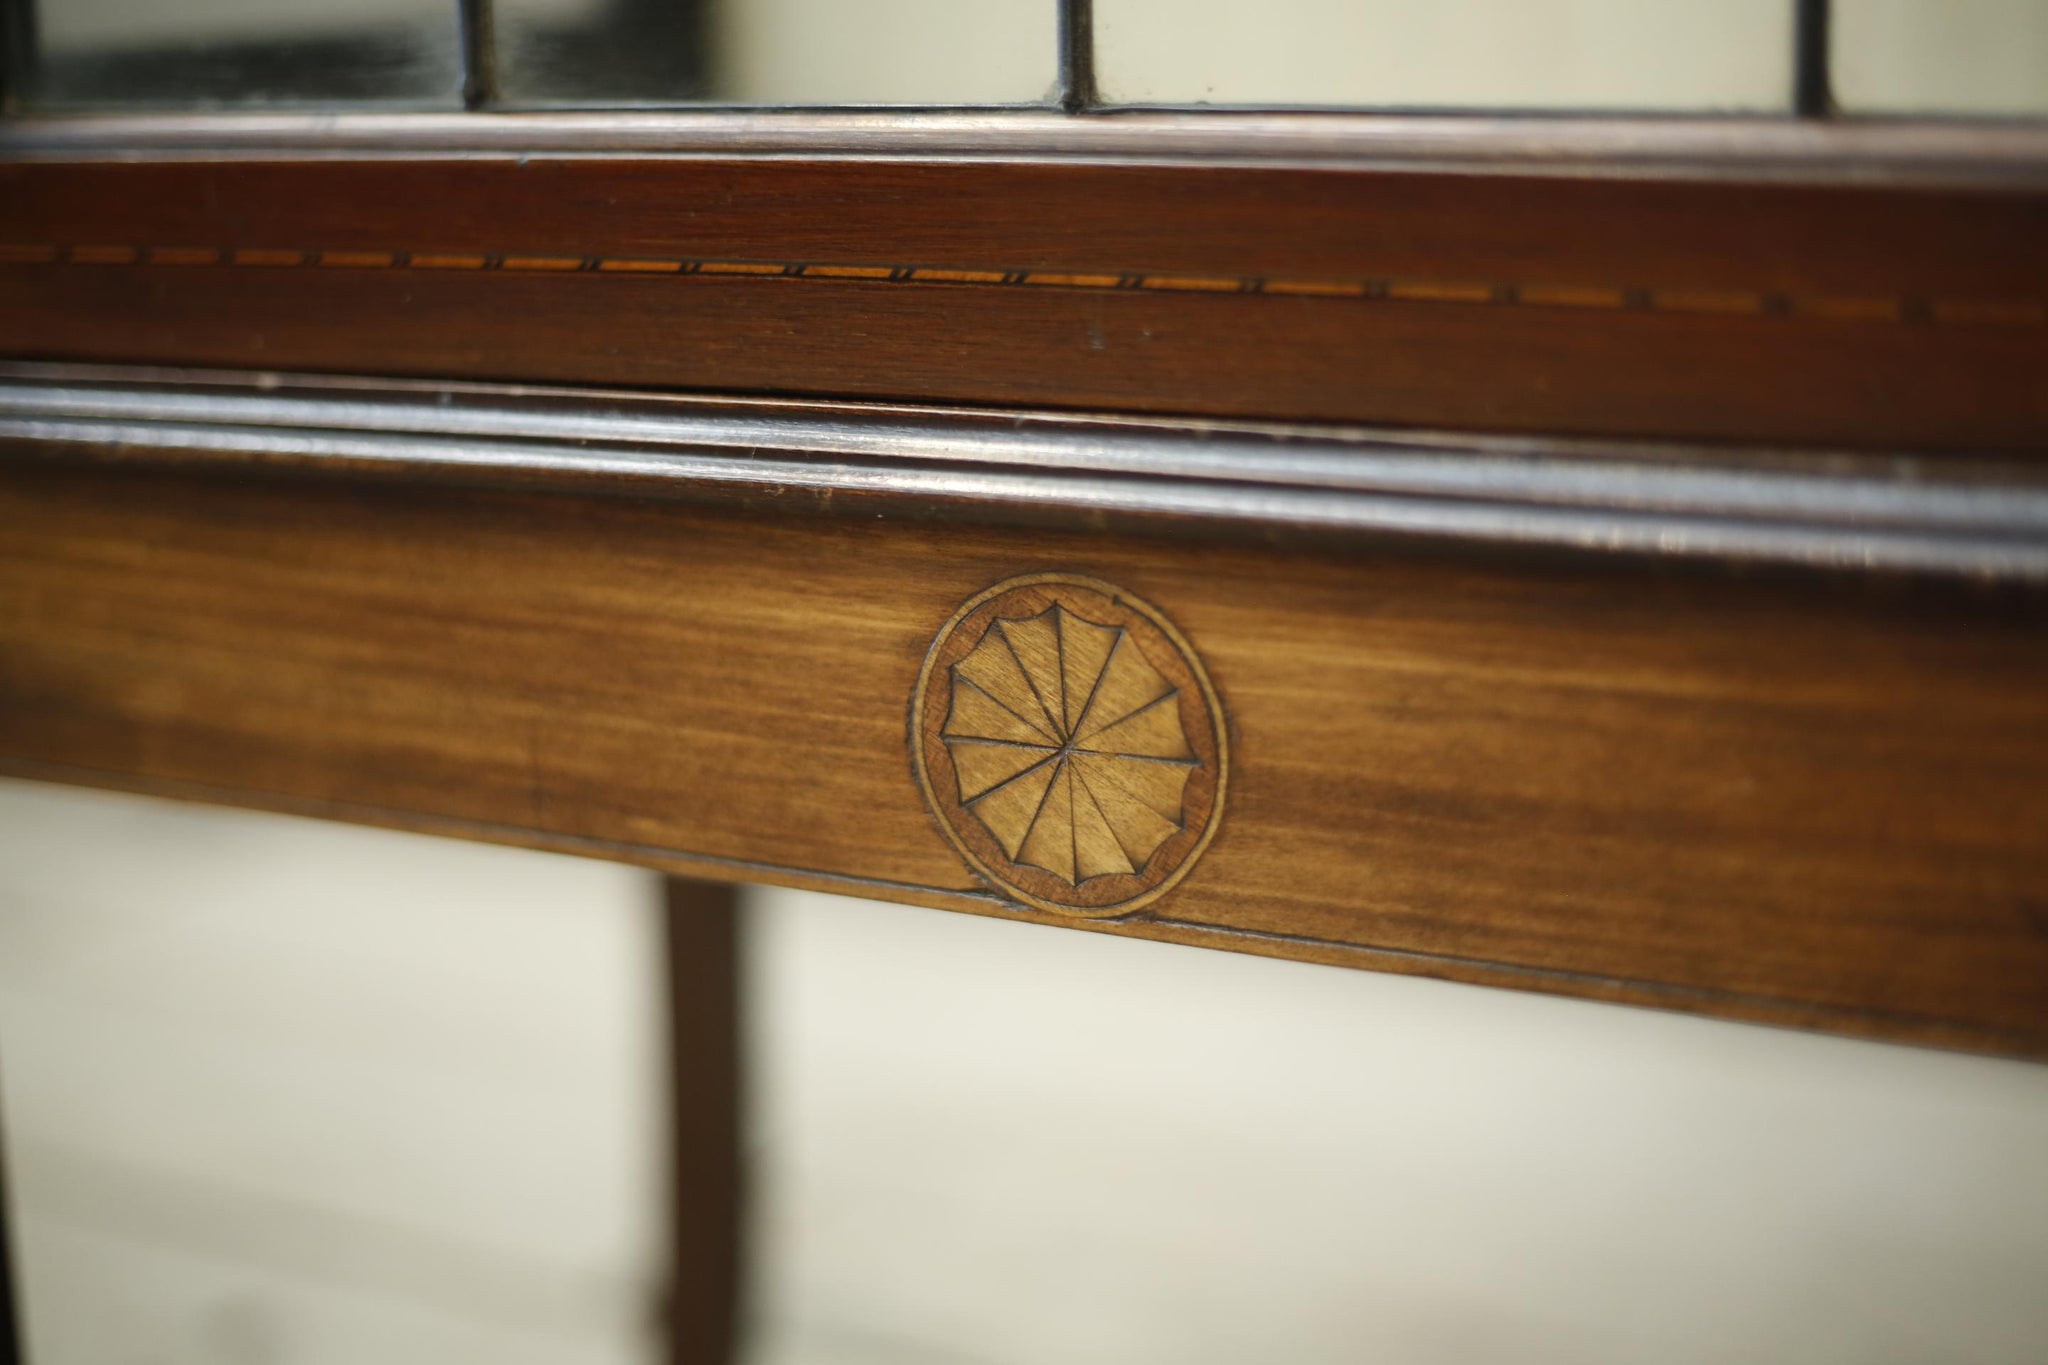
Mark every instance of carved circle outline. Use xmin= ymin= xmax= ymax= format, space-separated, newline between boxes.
xmin=911 ymin=572 xmax=1228 ymax=918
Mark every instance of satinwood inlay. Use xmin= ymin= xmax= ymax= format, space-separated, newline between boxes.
xmin=912 ymin=574 xmax=1227 ymax=917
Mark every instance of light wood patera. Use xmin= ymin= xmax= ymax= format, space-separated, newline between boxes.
xmin=911 ymin=573 xmax=1228 ymax=917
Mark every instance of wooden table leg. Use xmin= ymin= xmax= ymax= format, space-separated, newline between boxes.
xmin=663 ymin=877 xmax=741 ymax=1365
xmin=0 ymin=1072 xmax=21 ymax=1365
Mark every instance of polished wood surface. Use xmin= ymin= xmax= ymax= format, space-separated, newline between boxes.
xmin=9 ymin=109 xmax=2048 ymax=187
xmin=9 ymin=362 xmax=2047 ymax=580
xmin=0 ymin=1074 xmax=18 ymax=1365
xmin=3 ymin=154 xmax=2046 ymax=449
xmin=4 ymin=115 xmax=2046 ymax=1065
xmin=662 ymin=877 xmax=740 ymax=1365
xmin=4 ymin=458 xmax=2046 ymax=1054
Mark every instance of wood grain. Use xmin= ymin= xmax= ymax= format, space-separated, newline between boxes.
xmin=4 ymin=461 xmax=2046 ymax=1055
xmin=912 ymin=573 xmax=1228 ymax=917
xmin=662 ymin=878 xmax=739 ymax=1365
xmin=0 ymin=1067 xmax=18 ymax=1365
xmin=2 ymin=157 xmax=2045 ymax=449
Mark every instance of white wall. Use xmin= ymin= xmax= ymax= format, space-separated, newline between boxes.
xmin=743 ymin=888 xmax=2048 ymax=1365
xmin=0 ymin=781 xmax=669 ymax=1365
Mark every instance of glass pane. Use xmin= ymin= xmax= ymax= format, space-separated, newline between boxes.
xmin=1095 ymin=0 xmax=1794 ymax=111
xmin=707 ymin=0 xmax=1054 ymax=104
xmin=23 ymin=0 xmax=463 ymax=108
xmin=1834 ymin=0 xmax=2048 ymax=116
xmin=494 ymin=0 xmax=707 ymax=104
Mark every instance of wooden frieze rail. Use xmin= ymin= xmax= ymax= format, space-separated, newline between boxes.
xmin=4 ymin=114 xmax=2048 ymax=1057
xmin=3 ymin=362 xmax=2047 ymax=1057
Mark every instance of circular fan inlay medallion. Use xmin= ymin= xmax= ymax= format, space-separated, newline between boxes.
xmin=911 ymin=573 xmax=1227 ymax=917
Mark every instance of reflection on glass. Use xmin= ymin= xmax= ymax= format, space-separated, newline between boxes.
xmin=708 ymin=0 xmax=1054 ymax=104
xmin=1094 ymin=0 xmax=1794 ymax=110
xmin=498 ymin=0 xmax=1058 ymax=106
xmin=494 ymin=0 xmax=705 ymax=104
xmin=23 ymin=0 xmax=1978 ymax=115
xmin=1834 ymin=0 xmax=2048 ymax=115
xmin=15 ymin=0 xmax=1057 ymax=109
xmin=24 ymin=0 xmax=463 ymax=107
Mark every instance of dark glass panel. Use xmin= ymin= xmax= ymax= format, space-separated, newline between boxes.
xmin=22 ymin=0 xmax=462 ymax=108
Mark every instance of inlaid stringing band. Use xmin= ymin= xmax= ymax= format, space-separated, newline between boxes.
xmin=1 ymin=241 xmax=2042 ymax=328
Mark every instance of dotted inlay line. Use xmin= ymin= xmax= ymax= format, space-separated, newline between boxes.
xmin=2 ymin=241 xmax=2043 ymax=328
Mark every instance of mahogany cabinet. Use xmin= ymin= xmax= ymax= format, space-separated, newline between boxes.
xmin=3 ymin=100 xmax=2048 ymax=1361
